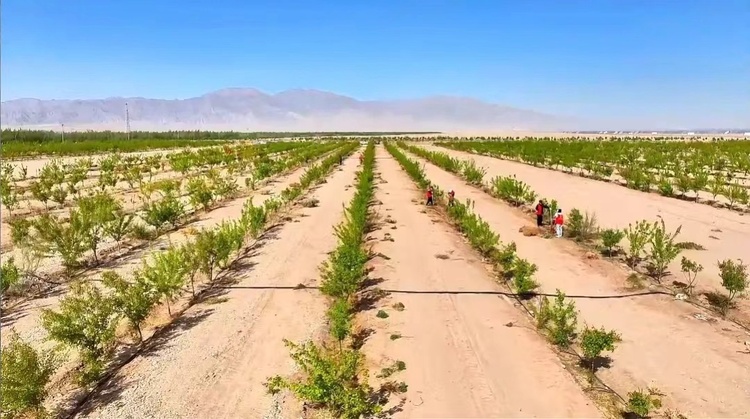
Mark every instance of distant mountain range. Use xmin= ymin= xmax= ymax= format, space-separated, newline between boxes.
xmin=0 ymin=88 xmax=575 ymax=132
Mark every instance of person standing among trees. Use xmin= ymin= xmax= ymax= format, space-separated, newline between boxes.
xmin=426 ymin=186 xmax=434 ymax=206
xmin=535 ymin=200 xmax=549 ymax=227
xmin=553 ymin=208 xmax=564 ymax=238
xmin=448 ymin=189 xmax=456 ymax=206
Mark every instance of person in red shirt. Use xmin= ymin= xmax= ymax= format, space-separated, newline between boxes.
xmin=448 ymin=189 xmax=456 ymax=206
xmin=553 ymin=209 xmax=564 ymax=237
xmin=535 ymin=200 xmax=549 ymax=227
xmin=426 ymin=186 xmax=434 ymax=206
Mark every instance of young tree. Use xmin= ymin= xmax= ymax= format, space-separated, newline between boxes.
xmin=600 ymin=228 xmax=625 ymax=256
xmin=32 ymin=214 xmax=87 ymax=270
xmin=535 ymin=290 xmax=578 ymax=348
xmin=102 ymin=270 xmax=158 ymax=342
xmin=0 ymin=333 xmax=58 ymax=418
xmin=647 ymin=219 xmax=682 ymax=282
xmin=75 ymin=193 xmax=121 ymax=263
xmin=41 ymin=282 xmax=120 ymax=384
xmin=624 ymin=220 xmax=653 ymax=269
xmin=141 ymin=247 xmax=188 ymax=315
xmin=680 ymin=257 xmax=703 ymax=297
xmin=579 ymin=326 xmax=621 ymax=372
xmin=718 ymin=259 xmax=748 ymax=302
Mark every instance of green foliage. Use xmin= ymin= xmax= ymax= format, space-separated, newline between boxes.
xmin=579 ymin=326 xmax=621 ymax=371
xmin=32 ymin=214 xmax=87 ymax=269
xmin=624 ymin=220 xmax=654 ymax=268
xmin=600 ymin=228 xmax=625 ymax=256
xmin=680 ymin=257 xmax=703 ymax=296
xmin=626 ymin=388 xmax=663 ymax=418
xmin=376 ymin=310 xmax=389 ymax=319
xmin=74 ymin=192 xmax=121 ymax=262
xmin=718 ymin=258 xmax=748 ymax=302
xmin=41 ymin=282 xmax=120 ymax=384
xmin=461 ymin=159 xmax=486 ymax=185
xmin=490 ymin=175 xmax=537 ymax=206
xmin=0 ymin=333 xmax=58 ymax=418
xmin=647 ymin=219 xmax=682 ymax=282
xmin=143 ymin=192 xmax=185 ymax=232
xmin=102 ymin=271 xmax=158 ymax=341
xmin=567 ymin=209 xmax=599 ymax=242
xmin=265 ymin=340 xmax=381 ymax=419
xmin=1 ymin=257 xmax=21 ymax=294
xmin=186 ymin=177 xmax=215 ymax=211
xmin=535 ymin=290 xmax=578 ymax=348
xmin=512 ymin=258 xmax=539 ymax=296
xmin=142 ymin=247 xmax=188 ymax=315
xmin=496 ymin=242 xmax=518 ymax=272
xmin=328 ymin=298 xmax=353 ymax=346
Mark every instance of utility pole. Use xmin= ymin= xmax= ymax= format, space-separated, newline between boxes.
xmin=125 ymin=102 xmax=131 ymax=141
xmin=61 ymin=123 xmax=65 ymax=142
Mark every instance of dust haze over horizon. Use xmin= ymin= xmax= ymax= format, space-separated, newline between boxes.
xmin=2 ymin=0 xmax=749 ymax=131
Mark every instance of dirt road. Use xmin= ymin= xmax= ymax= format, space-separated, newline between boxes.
xmin=361 ymin=147 xmax=601 ymax=417
xmin=75 ymin=155 xmax=360 ymax=419
xmin=420 ymin=143 xmax=750 ymax=297
xmin=405 ymin=149 xmax=750 ymax=417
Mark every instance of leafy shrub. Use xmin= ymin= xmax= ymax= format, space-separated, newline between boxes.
xmin=535 ymin=290 xmax=578 ymax=348
xmin=265 ymin=340 xmax=381 ymax=419
xmin=579 ymin=326 xmax=621 ymax=372
xmin=103 ymin=270 xmax=158 ymax=341
xmin=32 ymin=214 xmax=87 ymax=270
xmin=1 ymin=257 xmax=21 ymax=294
xmin=496 ymin=242 xmax=518 ymax=273
xmin=718 ymin=258 xmax=748 ymax=302
xmin=142 ymin=247 xmax=188 ymax=315
xmin=680 ymin=257 xmax=703 ymax=296
xmin=512 ymin=258 xmax=539 ymax=296
xmin=600 ymin=228 xmax=625 ymax=256
xmin=41 ymin=282 xmax=120 ymax=384
xmin=567 ymin=209 xmax=599 ymax=242
xmin=461 ymin=159 xmax=486 ymax=185
xmin=624 ymin=220 xmax=653 ymax=268
xmin=328 ymin=298 xmax=353 ymax=348
xmin=186 ymin=177 xmax=215 ymax=211
xmin=74 ymin=192 xmax=121 ymax=263
xmin=376 ymin=310 xmax=389 ymax=319
xmin=0 ymin=333 xmax=58 ymax=418
xmin=490 ymin=175 xmax=536 ymax=206
xmin=143 ymin=192 xmax=184 ymax=232
xmin=647 ymin=219 xmax=682 ymax=282
xmin=626 ymin=388 xmax=663 ymax=418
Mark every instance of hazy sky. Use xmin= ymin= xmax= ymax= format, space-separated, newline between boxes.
xmin=2 ymin=0 xmax=749 ymax=128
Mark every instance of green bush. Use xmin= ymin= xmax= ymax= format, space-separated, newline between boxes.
xmin=0 ymin=333 xmax=58 ymax=418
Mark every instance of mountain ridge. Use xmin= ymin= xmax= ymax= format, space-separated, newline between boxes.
xmin=1 ymin=88 xmax=574 ymax=131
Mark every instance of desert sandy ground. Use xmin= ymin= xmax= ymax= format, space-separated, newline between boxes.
xmin=5 ymin=142 xmax=750 ymax=419
xmin=401 ymin=146 xmax=750 ymax=417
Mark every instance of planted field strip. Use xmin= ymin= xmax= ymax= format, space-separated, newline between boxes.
xmin=1 ymin=144 xmax=357 ymax=360
xmin=399 ymin=144 xmax=750 ymax=417
xmin=3 ymin=146 xmax=359 ymax=418
xmin=413 ymin=142 xmax=750 ymax=323
xmin=370 ymin=145 xmax=600 ymax=417
xmin=438 ymin=139 xmax=750 ymax=212
xmin=267 ymin=141 xmax=404 ymax=418
xmin=0 ymin=141 xmax=347 ymax=300
xmin=71 ymin=151 xmax=364 ymax=419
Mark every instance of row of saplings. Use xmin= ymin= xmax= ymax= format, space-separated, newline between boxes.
xmin=562 ymin=209 xmax=748 ymax=316
xmin=0 ymin=147 xmax=355 ymax=419
xmin=399 ymin=143 xmax=748 ymax=318
xmin=266 ymin=142 xmax=407 ymax=419
xmin=383 ymin=142 xmax=666 ymax=418
xmin=0 ymin=143 xmax=347 ymax=299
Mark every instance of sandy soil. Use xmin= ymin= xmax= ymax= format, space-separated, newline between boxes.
xmin=404 ymin=148 xmax=750 ymax=417
xmin=420 ymin=144 xmax=750 ymax=307
xmin=360 ymin=147 xmax=601 ymax=417
xmin=73 ymin=154 xmax=360 ymax=419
